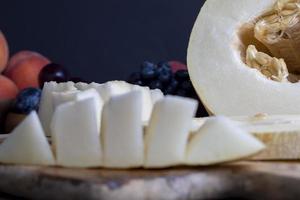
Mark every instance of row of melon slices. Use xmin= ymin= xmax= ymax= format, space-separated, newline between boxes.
xmin=0 ymin=81 xmax=265 ymax=168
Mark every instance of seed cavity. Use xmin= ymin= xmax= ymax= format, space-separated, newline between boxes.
xmin=244 ymin=0 xmax=300 ymax=82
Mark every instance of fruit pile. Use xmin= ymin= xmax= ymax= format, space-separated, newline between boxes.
xmin=0 ymin=81 xmax=264 ymax=168
xmin=0 ymin=30 xmax=207 ymax=133
xmin=127 ymin=61 xmax=208 ymax=117
xmin=0 ymin=32 xmax=87 ymax=132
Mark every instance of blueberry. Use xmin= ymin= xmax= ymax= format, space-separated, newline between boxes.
xmin=13 ymin=88 xmax=42 ymax=114
xmin=127 ymin=72 xmax=141 ymax=84
xmin=157 ymin=61 xmax=171 ymax=69
xmin=140 ymin=61 xmax=158 ymax=80
xmin=157 ymin=63 xmax=172 ymax=83
xmin=175 ymin=70 xmax=189 ymax=82
xmin=163 ymin=79 xmax=178 ymax=95
xmin=149 ymin=80 xmax=163 ymax=90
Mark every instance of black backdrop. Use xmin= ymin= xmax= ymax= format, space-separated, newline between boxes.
xmin=0 ymin=0 xmax=205 ymax=83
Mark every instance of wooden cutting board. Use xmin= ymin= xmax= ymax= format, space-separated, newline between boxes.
xmin=0 ymin=161 xmax=299 ymax=200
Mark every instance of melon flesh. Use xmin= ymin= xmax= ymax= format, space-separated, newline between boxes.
xmin=131 ymin=85 xmax=153 ymax=123
xmin=101 ymin=91 xmax=144 ymax=168
xmin=51 ymin=98 xmax=102 ymax=168
xmin=89 ymin=81 xmax=132 ymax=102
xmin=52 ymin=88 xmax=103 ymax=134
xmin=144 ymin=96 xmax=198 ymax=168
xmin=0 ymin=112 xmax=55 ymax=166
xmin=194 ymin=114 xmax=300 ymax=160
xmin=187 ymin=0 xmax=300 ymax=115
xmin=39 ymin=82 xmax=77 ymax=136
xmin=186 ymin=116 xmax=265 ymax=165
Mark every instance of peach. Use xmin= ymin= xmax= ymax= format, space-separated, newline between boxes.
xmin=5 ymin=51 xmax=50 ymax=90
xmin=0 ymin=31 xmax=9 ymax=72
xmin=0 ymin=75 xmax=18 ymax=100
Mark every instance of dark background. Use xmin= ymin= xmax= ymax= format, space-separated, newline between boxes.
xmin=0 ymin=0 xmax=205 ymax=83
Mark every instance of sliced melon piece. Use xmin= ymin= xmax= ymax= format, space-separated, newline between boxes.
xmin=39 ymin=81 xmax=77 ymax=136
xmin=150 ymin=89 xmax=164 ymax=105
xmin=52 ymin=90 xmax=79 ymax=107
xmin=51 ymin=98 xmax=102 ymax=168
xmin=131 ymin=85 xmax=153 ymax=123
xmin=39 ymin=82 xmax=57 ymax=136
xmin=75 ymin=82 xmax=89 ymax=90
xmin=187 ymin=0 xmax=300 ymax=115
xmin=144 ymin=96 xmax=198 ymax=168
xmin=0 ymin=112 xmax=55 ymax=166
xmin=186 ymin=116 xmax=265 ymax=165
xmin=52 ymin=88 xmax=103 ymax=134
xmin=102 ymin=91 xmax=143 ymax=168
xmin=193 ymin=115 xmax=300 ymax=160
xmin=89 ymin=81 xmax=132 ymax=102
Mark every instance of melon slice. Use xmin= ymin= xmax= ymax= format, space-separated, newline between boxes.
xmin=75 ymin=82 xmax=89 ymax=90
xmin=144 ymin=96 xmax=198 ymax=168
xmin=150 ymin=89 xmax=164 ymax=105
xmin=187 ymin=0 xmax=300 ymax=115
xmin=89 ymin=81 xmax=132 ymax=102
xmin=51 ymin=98 xmax=102 ymax=168
xmin=102 ymin=91 xmax=143 ymax=168
xmin=52 ymin=90 xmax=79 ymax=107
xmin=194 ymin=114 xmax=300 ymax=160
xmin=52 ymin=88 xmax=103 ymax=134
xmin=0 ymin=112 xmax=55 ymax=166
xmin=131 ymin=85 xmax=153 ymax=123
xmin=39 ymin=81 xmax=77 ymax=136
xmin=186 ymin=116 xmax=265 ymax=165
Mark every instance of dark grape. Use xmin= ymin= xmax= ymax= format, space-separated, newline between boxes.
xmin=175 ymin=70 xmax=189 ymax=82
xmin=179 ymin=80 xmax=194 ymax=92
xmin=39 ymin=63 xmax=70 ymax=87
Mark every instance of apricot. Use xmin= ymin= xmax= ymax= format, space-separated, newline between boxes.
xmin=0 ymin=75 xmax=18 ymax=100
xmin=5 ymin=51 xmax=50 ymax=90
xmin=0 ymin=31 xmax=9 ymax=72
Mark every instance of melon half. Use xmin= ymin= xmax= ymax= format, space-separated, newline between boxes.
xmin=187 ymin=0 xmax=300 ymax=115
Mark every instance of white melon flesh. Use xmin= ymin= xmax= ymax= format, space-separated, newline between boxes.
xmin=39 ymin=81 xmax=77 ymax=136
xmin=187 ymin=0 xmax=300 ymax=115
xmin=0 ymin=112 xmax=55 ymax=166
xmin=89 ymin=81 xmax=132 ymax=102
xmin=39 ymin=82 xmax=58 ymax=136
xmin=150 ymin=89 xmax=164 ymax=104
xmin=52 ymin=88 xmax=103 ymax=134
xmin=131 ymin=85 xmax=153 ymax=123
xmin=186 ymin=116 xmax=265 ymax=165
xmin=52 ymin=90 xmax=79 ymax=108
xmin=144 ymin=96 xmax=198 ymax=168
xmin=102 ymin=91 xmax=143 ymax=168
xmin=51 ymin=98 xmax=102 ymax=168
xmin=75 ymin=82 xmax=89 ymax=90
